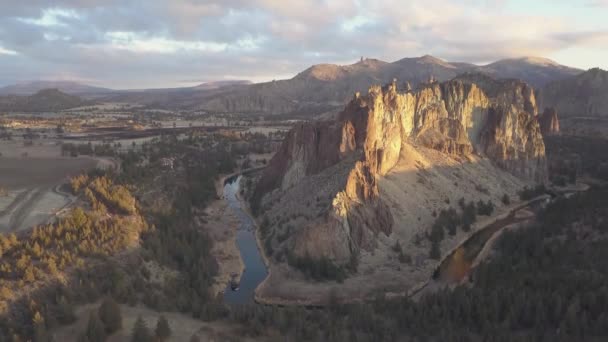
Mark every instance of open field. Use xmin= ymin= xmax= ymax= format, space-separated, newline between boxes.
xmin=0 ymin=157 xmax=97 ymax=190
xmin=0 ymin=156 xmax=99 ymax=232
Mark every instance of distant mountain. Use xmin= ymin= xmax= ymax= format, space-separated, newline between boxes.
xmin=182 ymin=55 xmax=581 ymax=116
xmin=478 ymin=57 xmax=581 ymax=88
xmin=541 ymin=68 xmax=608 ymax=117
xmin=101 ymin=80 xmax=253 ymax=107
xmin=0 ymin=81 xmax=112 ymax=96
xmin=0 ymin=88 xmax=91 ymax=112
xmin=192 ymin=80 xmax=252 ymax=90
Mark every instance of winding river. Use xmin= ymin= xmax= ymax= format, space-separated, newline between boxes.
xmin=222 ymin=176 xmax=268 ymax=304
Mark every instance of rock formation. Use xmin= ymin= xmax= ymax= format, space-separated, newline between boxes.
xmin=254 ymin=77 xmax=548 ymax=264
xmin=537 ymin=108 xmax=560 ymax=136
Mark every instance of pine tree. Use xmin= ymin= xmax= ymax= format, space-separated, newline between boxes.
xmin=430 ymin=241 xmax=441 ymax=260
xmin=98 ymin=297 xmax=122 ymax=334
xmin=33 ymin=311 xmax=49 ymax=342
xmin=131 ymin=315 xmax=152 ymax=342
xmin=84 ymin=311 xmax=106 ymax=342
xmin=155 ymin=315 xmax=172 ymax=341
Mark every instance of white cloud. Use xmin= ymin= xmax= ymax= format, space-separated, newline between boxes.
xmin=0 ymin=0 xmax=606 ymax=87
xmin=17 ymin=8 xmax=80 ymax=27
xmin=0 ymin=46 xmax=18 ymax=55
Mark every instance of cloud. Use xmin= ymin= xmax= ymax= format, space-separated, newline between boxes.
xmin=0 ymin=0 xmax=606 ymax=88
xmin=587 ymin=0 xmax=608 ymax=7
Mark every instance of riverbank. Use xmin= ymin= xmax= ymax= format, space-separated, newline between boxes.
xmin=204 ymin=195 xmax=245 ymax=297
xmin=207 ymin=167 xmax=265 ymax=297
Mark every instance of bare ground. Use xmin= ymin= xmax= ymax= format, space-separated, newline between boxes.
xmin=0 ymin=156 xmax=100 ymax=232
xmin=203 ymin=197 xmax=245 ymax=297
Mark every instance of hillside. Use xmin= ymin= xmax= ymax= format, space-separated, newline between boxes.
xmin=541 ymin=68 xmax=608 ymax=117
xmin=250 ymin=77 xmax=548 ymax=304
xmin=0 ymin=88 xmax=91 ymax=112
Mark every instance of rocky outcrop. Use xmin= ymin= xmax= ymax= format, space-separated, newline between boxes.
xmin=255 ymin=77 xmax=548 ymax=264
xmin=537 ymin=108 xmax=560 ymax=136
xmin=251 ymin=120 xmax=344 ymax=209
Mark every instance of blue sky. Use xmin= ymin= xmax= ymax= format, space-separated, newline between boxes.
xmin=0 ymin=0 xmax=606 ymax=89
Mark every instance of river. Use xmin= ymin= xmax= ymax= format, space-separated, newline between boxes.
xmin=222 ymin=176 xmax=268 ymax=304
xmin=433 ymin=196 xmax=549 ymax=285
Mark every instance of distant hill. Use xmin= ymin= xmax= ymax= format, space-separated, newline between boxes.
xmin=479 ymin=57 xmax=581 ymax=89
xmin=541 ymin=68 xmax=608 ymax=117
xmin=0 ymin=81 xmax=112 ymax=96
xmin=0 ymin=88 xmax=92 ymax=112
xmin=192 ymin=80 xmax=252 ymax=90
xmin=102 ymin=80 xmax=253 ymax=108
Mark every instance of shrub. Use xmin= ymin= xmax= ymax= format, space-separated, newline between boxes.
xmin=477 ymin=200 xmax=494 ymax=216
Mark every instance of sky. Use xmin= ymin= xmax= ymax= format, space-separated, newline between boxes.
xmin=0 ymin=0 xmax=607 ymax=89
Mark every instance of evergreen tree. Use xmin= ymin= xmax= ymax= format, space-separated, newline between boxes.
xmin=154 ymin=315 xmax=171 ymax=341
xmin=32 ymin=311 xmax=49 ymax=342
xmin=84 ymin=312 xmax=106 ymax=342
xmin=98 ymin=297 xmax=122 ymax=334
xmin=430 ymin=241 xmax=441 ymax=260
xmin=131 ymin=315 xmax=152 ymax=342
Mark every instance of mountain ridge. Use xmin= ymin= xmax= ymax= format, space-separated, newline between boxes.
xmin=185 ymin=55 xmax=581 ymax=116
xmin=541 ymin=68 xmax=608 ymax=118
xmin=0 ymin=88 xmax=91 ymax=112
xmin=0 ymin=55 xmax=584 ymax=116
xmin=0 ymin=81 xmax=112 ymax=96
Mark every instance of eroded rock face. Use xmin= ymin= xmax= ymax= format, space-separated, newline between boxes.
xmin=537 ymin=107 xmax=560 ymax=136
xmin=255 ymin=77 xmax=548 ymax=263
xmin=480 ymin=107 xmax=547 ymax=182
xmin=252 ymin=121 xmax=343 ymax=204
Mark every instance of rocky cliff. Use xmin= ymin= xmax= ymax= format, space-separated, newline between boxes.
xmin=254 ymin=77 xmax=547 ymax=264
xmin=537 ymin=107 xmax=560 ymax=136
